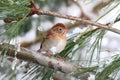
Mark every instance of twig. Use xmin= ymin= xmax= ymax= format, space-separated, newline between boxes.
xmin=0 ymin=43 xmax=97 ymax=78
xmin=92 ymin=0 xmax=112 ymax=14
xmin=38 ymin=9 xmax=120 ymax=34
xmin=70 ymin=0 xmax=90 ymax=20
xmin=3 ymin=0 xmax=120 ymax=34
xmin=30 ymin=0 xmax=37 ymax=9
xmin=65 ymin=0 xmax=91 ymax=29
xmin=27 ymin=3 xmax=120 ymax=35
xmin=20 ymin=36 xmax=41 ymax=47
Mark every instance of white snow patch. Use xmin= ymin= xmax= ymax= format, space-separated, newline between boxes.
xmin=50 ymin=46 xmax=57 ymax=55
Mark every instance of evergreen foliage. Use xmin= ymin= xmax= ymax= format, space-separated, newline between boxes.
xmin=0 ymin=0 xmax=120 ymax=80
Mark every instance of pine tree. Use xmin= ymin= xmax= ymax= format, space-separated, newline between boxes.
xmin=0 ymin=0 xmax=120 ymax=80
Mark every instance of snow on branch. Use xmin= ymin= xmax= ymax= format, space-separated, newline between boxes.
xmin=0 ymin=43 xmax=97 ymax=78
xmin=0 ymin=43 xmax=75 ymax=73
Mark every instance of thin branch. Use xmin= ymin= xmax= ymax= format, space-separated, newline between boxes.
xmin=65 ymin=0 xmax=91 ymax=29
xmin=29 ymin=5 xmax=120 ymax=34
xmin=30 ymin=0 xmax=37 ymax=9
xmin=38 ymin=9 xmax=120 ymax=34
xmin=70 ymin=0 xmax=90 ymax=20
xmin=3 ymin=0 xmax=120 ymax=34
xmin=20 ymin=36 xmax=41 ymax=47
xmin=0 ymin=43 xmax=97 ymax=78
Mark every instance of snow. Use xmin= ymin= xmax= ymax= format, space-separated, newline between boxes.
xmin=0 ymin=0 xmax=120 ymax=80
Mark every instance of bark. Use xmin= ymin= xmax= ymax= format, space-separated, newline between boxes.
xmin=0 ymin=43 xmax=97 ymax=78
xmin=0 ymin=43 xmax=77 ymax=74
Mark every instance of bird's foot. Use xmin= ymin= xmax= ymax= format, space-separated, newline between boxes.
xmin=45 ymin=53 xmax=52 ymax=57
xmin=56 ymin=54 xmax=65 ymax=61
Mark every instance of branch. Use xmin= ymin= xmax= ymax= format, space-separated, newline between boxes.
xmin=3 ymin=0 xmax=120 ymax=34
xmin=70 ymin=0 xmax=90 ymax=20
xmin=20 ymin=36 xmax=41 ymax=47
xmin=38 ymin=9 xmax=120 ymax=34
xmin=64 ymin=0 xmax=91 ymax=29
xmin=0 ymin=43 xmax=97 ymax=78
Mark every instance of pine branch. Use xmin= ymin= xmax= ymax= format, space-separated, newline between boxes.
xmin=0 ymin=43 xmax=97 ymax=78
xmin=2 ymin=0 xmax=120 ymax=34
xmin=5 ymin=7 xmax=120 ymax=34
xmin=96 ymin=57 xmax=120 ymax=80
xmin=6 ymin=7 xmax=120 ymax=34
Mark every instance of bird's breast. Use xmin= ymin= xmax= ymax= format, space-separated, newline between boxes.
xmin=42 ymin=37 xmax=66 ymax=55
xmin=50 ymin=38 xmax=66 ymax=53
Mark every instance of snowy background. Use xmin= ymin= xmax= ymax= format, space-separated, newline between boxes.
xmin=0 ymin=0 xmax=120 ymax=80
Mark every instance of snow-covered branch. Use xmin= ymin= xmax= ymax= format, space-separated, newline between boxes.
xmin=0 ymin=43 xmax=76 ymax=73
xmin=0 ymin=43 xmax=97 ymax=78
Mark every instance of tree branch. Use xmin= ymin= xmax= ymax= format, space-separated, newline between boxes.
xmin=38 ymin=9 xmax=120 ymax=34
xmin=0 ymin=43 xmax=97 ymax=78
xmin=3 ymin=1 xmax=120 ymax=34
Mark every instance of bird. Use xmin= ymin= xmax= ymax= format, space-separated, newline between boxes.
xmin=38 ymin=23 xmax=68 ymax=56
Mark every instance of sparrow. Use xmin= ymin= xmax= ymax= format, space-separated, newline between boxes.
xmin=38 ymin=23 xmax=68 ymax=56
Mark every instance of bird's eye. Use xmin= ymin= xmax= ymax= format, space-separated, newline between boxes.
xmin=58 ymin=27 xmax=63 ymax=33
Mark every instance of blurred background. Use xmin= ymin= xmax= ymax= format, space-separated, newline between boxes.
xmin=0 ymin=0 xmax=120 ymax=80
